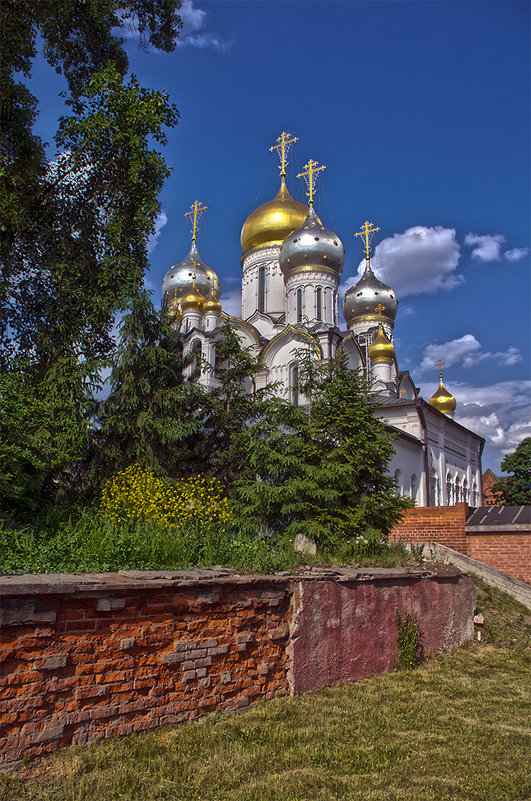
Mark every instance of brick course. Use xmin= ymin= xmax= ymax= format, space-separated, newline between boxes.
xmin=467 ymin=533 xmax=531 ymax=585
xmin=390 ymin=504 xmax=470 ymax=554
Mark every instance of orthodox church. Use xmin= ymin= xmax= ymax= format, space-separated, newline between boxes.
xmin=161 ymin=133 xmax=484 ymax=508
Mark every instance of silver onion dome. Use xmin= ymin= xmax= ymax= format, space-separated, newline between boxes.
xmin=342 ymin=261 xmax=397 ymax=326
xmin=279 ymin=206 xmax=345 ymax=278
xmin=162 ymin=241 xmax=220 ymax=307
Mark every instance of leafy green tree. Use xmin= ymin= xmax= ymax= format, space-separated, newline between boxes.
xmin=0 ymin=356 xmax=97 ymax=515
xmin=230 ymin=354 xmax=409 ymax=548
xmin=98 ymin=290 xmax=202 ymax=480
xmin=1 ymin=2 xmax=182 ymax=370
xmin=492 ymin=438 xmax=531 ymax=505
xmin=0 ymin=3 xmax=182 ymax=514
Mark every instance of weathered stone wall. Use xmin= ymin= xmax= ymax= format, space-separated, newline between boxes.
xmin=0 ymin=566 xmax=475 ymax=769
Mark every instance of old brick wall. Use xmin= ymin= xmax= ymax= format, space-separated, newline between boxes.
xmin=467 ymin=533 xmax=531 ymax=585
xmin=0 ymin=573 xmax=291 ymax=769
xmin=390 ymin=504 xmax=469 ymax=554
xmin=0 ymin=567 xmax=475 ymax=769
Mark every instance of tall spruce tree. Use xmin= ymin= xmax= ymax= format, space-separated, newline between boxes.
xmin=231 ymin=355 xmax=409 ymax=547
xmin=98 ymin=290 xmax=202 ymax=479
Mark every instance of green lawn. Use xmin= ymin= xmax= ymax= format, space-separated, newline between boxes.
xmin=2 ymin=581 xmax=530 ymax=801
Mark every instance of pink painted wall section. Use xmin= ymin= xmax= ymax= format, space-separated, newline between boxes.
xmin=290 ymin=573 xmax=475 ymax=694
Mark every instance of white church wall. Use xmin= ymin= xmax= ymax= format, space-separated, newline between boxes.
xmin=388 ymin=436 xmax=426 ymax=506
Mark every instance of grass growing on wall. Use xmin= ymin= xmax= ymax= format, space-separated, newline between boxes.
xmin=0 ymin=465 xmax=416 ymax=574
xmin=1 ymin=581 xmax=529 ymax=801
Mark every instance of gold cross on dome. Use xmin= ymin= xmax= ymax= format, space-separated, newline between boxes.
xmin=375 ymin=303 xmax=385 ymax=325
xmin=297 ymin=159 xmax=326 ymax=206
xmin=185 ymin=200 xmax=208 ymax=242
xmin=435 ymin=359 xmax=445 ymax=379
xmin=270 ymin=131 xmax=298 ymax=178
xmin=355 ymin=220 xmax=380 ymax=260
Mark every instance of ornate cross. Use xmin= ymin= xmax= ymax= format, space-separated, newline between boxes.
xmin=297 ymin=159 xmax=326 ymax=206
xmin=270 ymin=131 xmax=298 ymax=178
xmin=375 ymin=303 xmax=385 ymax=325
xmin=355 ymin=220 xmax=380 ymax=260
xmin=185 ymin=200 xmax=207 ymax=243
xmin=435 ymin=359 xmax=445 ymax=379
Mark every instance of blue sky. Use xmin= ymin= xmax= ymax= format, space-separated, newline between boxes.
xmin=30 ymin=1 xmax=530 ymax=472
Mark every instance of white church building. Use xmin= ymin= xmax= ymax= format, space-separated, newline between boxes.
xmin=161 ymin=134 xmax=484 ymax=508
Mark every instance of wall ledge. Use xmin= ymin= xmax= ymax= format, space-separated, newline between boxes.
xmin=0 ymin=564 xmax=463 ymax=598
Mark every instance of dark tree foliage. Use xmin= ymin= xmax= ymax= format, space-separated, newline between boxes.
xmin=0 ymin=2 xmax=182 ymax=515
xmin=0 ymin=355 xmax=98 ymax=515
xmin=230 ymin=354 xmax=409 ymax=546
xmin=98 ymin=291 xmax=202 ymax=479
xmin=492 ymin=438 xmax=531 ymax=506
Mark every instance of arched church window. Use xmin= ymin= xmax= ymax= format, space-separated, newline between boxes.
xmin=316 ymin=287 xmax=322 ymax=321
xmin=296 ymin=288 xmax=303 ymax=323
xmin=394 ymin=468 xmax=402 ymax=497
xmin=411 ymin=474 xmax=418 ymax=502
xmin=290 ymin=363 xmax=299 ymax=406
xmin=191 ymin=339 xmax=202 ymax=380
xmin=430 ymin=468 xmax=439 ymax=506
xmin=258 ymin=265 xmax=266 ymax=313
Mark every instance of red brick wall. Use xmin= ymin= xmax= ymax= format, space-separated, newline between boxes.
xmin=0 ymin=568 xmax=475 ymax=769
xmin=390 ymin=504 xmax=469 ymax=554
xmin=0 ymin=580 xmax=291 ymax=768
xmin=467 ymin=533 xmax=531 ymax=585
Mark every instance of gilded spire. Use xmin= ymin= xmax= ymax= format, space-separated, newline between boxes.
xmin=297 ymin=159 xmax=326 ymax=207
xmin=270 ymin=131 xmax=298 ymax=179
xmin=355 ymin=220 xmax=380 ymax=262
xmin=185 ymin=200 xmax=208 ymax=243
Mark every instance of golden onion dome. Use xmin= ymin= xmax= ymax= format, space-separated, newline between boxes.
xmin=368 ymin=325 xmax=395 ymax=363
xmin=180 ymin=285 xmax=205 ymax=312
xmin=240 ymin=177 xmax=308 ymax=253
xmin=429 ymin=380 xmax=456 ymax=416
xmin=203 ymin=290 xmax=222 ymax=314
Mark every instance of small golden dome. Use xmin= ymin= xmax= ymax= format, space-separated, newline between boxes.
xmin=203 ymin=292 xmax=222 ymax=314
xmin=180 ymin=285 xmax=205 ymax=312
xmin=429 ymin=380 xmax=456 ymax=416
xmin=240 ymin=177 xmax=308 ymax=253
xmin=368 ymin=325 xmax=395 ymax=363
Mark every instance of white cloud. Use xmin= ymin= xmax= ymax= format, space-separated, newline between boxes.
xmin=417 ymin=379 xmax=531 ymax=470
xmin=221 ymin=288 xmax=242 ymax=317
xmin=147 ymin=210 xmax=168 ymax=253
xmin=341 ymin=226 xmax=462 ymax=299
xmin=116 ymin=2 xmax=231 ymax=53
xmin=504 ymin=247 xmax=529 ymax=262
xmin=464 ymin=232 xmax=505 ymax=262
xmin=176 ymin=1 xmax=232 ymax=53
xmin=419 ymin=334 xmax=522 ymax=372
